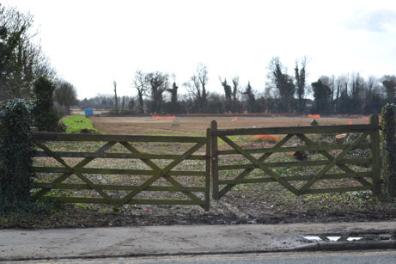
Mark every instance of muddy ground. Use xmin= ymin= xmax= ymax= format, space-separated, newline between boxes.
xmin=2 ymin=187 xmax=395 ymax=229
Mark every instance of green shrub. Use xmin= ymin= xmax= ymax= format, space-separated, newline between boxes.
xmin=60 ymin=115 xmax=97 ymax=133
xmin=33 ymin=77 xmax=59 ymax=131
xmin=0 ymin=99 xmax=35 ymax=212
xmin=381 ymin=103 xmax=396 ymax=198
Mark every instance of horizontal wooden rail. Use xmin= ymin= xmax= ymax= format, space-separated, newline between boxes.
xmin=38 ymin=197 xmax=206 ymax=205
xmin=32 ymin=132 xmax=206 ymax=143
xmin=217 ymin=172 xmax=372 ymax=184
xmin=217 ymin=143 xmax=370 ymax=155
xmin=33 ymin=167 xmax=206 ymax=176
xmin=218 ymin=158 xmax=372 ymax=170
xmin=214 ymin=124 xmax=377 ymax=136
xmin=34 ymin=151 xmax=206 ymax=160
xmin=33 ymin=183 xmax=205 ymax=192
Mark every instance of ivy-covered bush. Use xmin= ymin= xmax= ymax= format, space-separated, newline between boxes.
xmin=0 ymin=99 xmax=34 ymax=212
xmin=381 ymin=103 xmax=396 ymax=198
xmin=33 ymin=77 xmax=59 ymax=131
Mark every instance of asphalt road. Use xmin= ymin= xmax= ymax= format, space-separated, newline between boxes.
xmin=9 ymin=250 xmax=396 ymax=264
xmin=3 ymin=222 xmax=396 ymax=261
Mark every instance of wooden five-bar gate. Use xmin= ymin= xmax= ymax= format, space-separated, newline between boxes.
xmin=210 ymin=116 xmax=381 ymax=200
xmin=32 ymin=132 xmax=211 ymax=210
xmin=31 ymin=116 xmax=382 ymax=210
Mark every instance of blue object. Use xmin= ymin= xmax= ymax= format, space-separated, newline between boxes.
xmin=84 ymin=107 xmax=94 ymax=117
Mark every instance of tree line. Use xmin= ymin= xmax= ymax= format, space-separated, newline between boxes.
xmin=82 ymin=58 xmax=396 ymax=115
xmin=0 ymin=4 xmax=78 ymax=130
xmin=3 ymin=4 xmax=395 ymax=117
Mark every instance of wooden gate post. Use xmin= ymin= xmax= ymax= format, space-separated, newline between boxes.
xmin=210 ymin=120 xmax=219 ymax=200
xmin=204 ymin=127 xmax=211 ymax=210
xmin=382 ymin=104 xmax=396 ymax=198
xmin=370 ymin=114 xmax=382 ymax=196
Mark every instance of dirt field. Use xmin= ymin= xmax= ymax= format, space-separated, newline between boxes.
xmin=91 ymin=115 xmax=370 ymax=135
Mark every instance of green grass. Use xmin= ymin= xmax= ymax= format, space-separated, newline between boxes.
xmin=61 ymin=115 xmax=98 ymax=134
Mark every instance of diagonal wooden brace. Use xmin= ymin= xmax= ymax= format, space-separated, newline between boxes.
xmin=217 ymin=134 xmax=294 ymax=198
xmin=120 ymin=141 xmax=205 ymax=206
xmin=32 ymin=141 xmax=115 ymax=200
xmin=299 ymin=133 xmax=369 ymax=192
xmin=219 ymin=135 xmax=300 ymax=195
xmin=296 ymin=134 xmax=372 ymax=189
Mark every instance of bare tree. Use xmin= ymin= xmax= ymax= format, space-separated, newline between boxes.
xmin=166 ymin=81 xmax=179 ymax=113
xmin=334 ymin=75 xmax=348 ymax=113
xmin=242 ymin=81 xmax=256 ymax=112
xmin=269 ymin=57 xmax=295 ymax=112
xmin=113 ymin=81 xmax=119 ymax=114
xmin=364 ymin=77 xmax=383 ymax=114
xmin=312 ymin=77 xmax=332 ymax=114
xmin=382 ymin=75 xmax=396 ymax=103
xmin=133 ymin=70 xmax=148 ymax=113
xmin=187 ymin=64 xmax=209 ymax=112
xmin=220 ymin=77 xmax=232 ymax=112
xmin=54 ymin=80 xmax=77 ymax=114
xmin=145 ymin=72 xmax=168 ymax=113
xmin=231 ymin=77 xmax=239 ymax=103
xmin=350 ymin=73 xmax=365 ymax=113
xmin=231 ymin=77 xmax=241 ymax=112
xmin=294 ymin=58 xmax=306 ymax=113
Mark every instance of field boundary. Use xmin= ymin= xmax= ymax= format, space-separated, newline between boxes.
xmin=31 ymin=116 xmax=383 ymax=209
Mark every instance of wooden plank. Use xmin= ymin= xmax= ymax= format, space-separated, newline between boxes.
xmin=34 ymin=151 xmax=206 ymax=160
xmin=32 ymin=132 xmax=206 ymax=143
xmin=217 ymin=143 xmax=370 ymax=156
xmin=217 ymin=158 xmax=372 ymax=170
xmin=214 ymin=124 xmax=377 ymax=136
xmin=370 ymin=115 xmax=382 ymax=196
xmin=301 ymin=186 xmax=371 ymax=194
xmin=33 ymin=183 xmax=206 ymax=192
xmin=32 ymin=167 xmax=206 ymax=176
xmin=218 ymin=172 xmax=372 ymax=184
xmin=37 ymin=196 xmax=205 ymax=205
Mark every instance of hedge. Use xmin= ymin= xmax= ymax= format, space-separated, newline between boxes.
xmin=0 ymin=99 xmax=34 ymax=212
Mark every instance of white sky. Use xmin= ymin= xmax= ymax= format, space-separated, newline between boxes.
xmin=3 ymin=0 xmax=396 ymax=99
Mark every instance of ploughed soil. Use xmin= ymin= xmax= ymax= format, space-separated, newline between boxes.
xmin=91 ymin=115 xmax=370 ymax=136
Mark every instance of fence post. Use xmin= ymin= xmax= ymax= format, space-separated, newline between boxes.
xmin=210 ymin=120 xmax=219 ymax=200
xmin=204 ymin=128 xmax=211 ymax=211
xmin=370 ymin=114 xmax=381 ymax=196
xmin=382 ymin=104 xmax=396 ymax=198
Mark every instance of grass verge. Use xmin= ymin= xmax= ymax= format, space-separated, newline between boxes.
xmin=60 ymin=115 xmax=98 ymax=133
